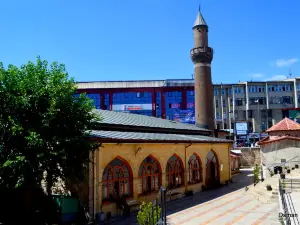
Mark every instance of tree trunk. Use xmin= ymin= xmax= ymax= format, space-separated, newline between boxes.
xmin=46 ymin=171 xmax=53 ymax=196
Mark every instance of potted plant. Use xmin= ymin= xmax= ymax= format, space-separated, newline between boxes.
xmin=98 ymin=201 xmax=105 ymax=222
xmin=280 ymin=173 xmax=286 ymax=179
xmin=266 ymin=184 xmax=272 ymax=191
xmin=287 ymin=169 xmax=291 ymax=174
xmin=185 ymin=189 xmax=194 ymax=197
xmin=296 ymin=164 xmax=299 ymax=169
xmin=292 ymin=167 xmax=295 ymax=170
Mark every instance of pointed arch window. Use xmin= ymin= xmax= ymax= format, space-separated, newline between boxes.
xmin=166 ymin=155 xmax=184 ymax=189
xmin=102 ymin=157 xmax=133 ymax=201
xmin=138 ymin=156 xmax=161 ymax=194
xmin=188 ymin=154 xmax=202 ymax=184
xmin=205 ymin=151 xmax=217 ymax=165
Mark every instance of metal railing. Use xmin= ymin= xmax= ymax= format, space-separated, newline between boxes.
xmin=141 ymin=186 xmax=167 ymax=225
xmin=283 ymin=179 xmax=300 ymax=193
xmin=279 ymin=179 xmax=291 ymax=225
xmin=267 ymin=156 xmax=300 ymax=170
xmin=280 ymin=179 xmax=300 ymax=225
xmin=286 ymin=192 xmax=300 ymax=225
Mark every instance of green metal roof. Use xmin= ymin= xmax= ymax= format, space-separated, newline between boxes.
xmin=95 ymin=110 xmax=210 ymax=132
xmin=90 ymin=130 xmax=232 ymax=143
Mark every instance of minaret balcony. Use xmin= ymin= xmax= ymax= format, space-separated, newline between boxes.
xmin=190 ymin=46 xmax=213 ymax=63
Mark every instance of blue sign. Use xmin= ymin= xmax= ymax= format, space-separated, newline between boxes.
xmin=174 ymin=110 xmax=195 ymax=124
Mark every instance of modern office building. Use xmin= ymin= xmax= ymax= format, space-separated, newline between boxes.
xmin=77 ymin=77 xmax=300 ymax=134
xmin=76 ymin=7 xmax=300 ymax=142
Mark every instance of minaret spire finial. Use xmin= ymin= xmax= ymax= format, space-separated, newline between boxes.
xmin=199 ymin=4 xmax=201 ymax=12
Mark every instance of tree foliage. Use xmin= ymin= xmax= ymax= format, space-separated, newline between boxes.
xmin=0 ymin=57 xmax=100 ymax=194
xmin=253 ymin=164 xmax=260 ymax=184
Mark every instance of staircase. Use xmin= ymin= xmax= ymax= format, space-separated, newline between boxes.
xmin=247 ymin=167 xmax=300 ymax=203
xmin=247 ymin=174 xmax=280 ymax=203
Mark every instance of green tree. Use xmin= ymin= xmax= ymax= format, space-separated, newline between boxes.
xmin=0 ymin=57 xmax=100 ymax=195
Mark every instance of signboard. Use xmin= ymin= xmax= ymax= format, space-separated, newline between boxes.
xmin=288 ymin=109 xmax=300 ymax=123
xmin=235 ymin=122 xmax=248 ymax=135
xmin=248 ymin=133 xmax=260 ymax=139
xmin=174 ymin=110 xmax=195 ymax=124
xmin=260 ymin=133 xmax=268 ymax=138
xmin=112 ymin=104 xmax=152 ymax=111
xmin=171 ymin=103 xmax=181 ymax=109
xmin=187 ymin=102 xmax=194 ymax=108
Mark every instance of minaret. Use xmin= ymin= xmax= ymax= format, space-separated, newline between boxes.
xmin=191 ymin=7 xmax=215 ymax=132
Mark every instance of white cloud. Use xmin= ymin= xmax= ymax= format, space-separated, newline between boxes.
xmin=264 ymin=75 xmax=287 ymax=81
xmin=275 ymin=58 xmax=298 ymax=67
xmin=249 ymin=73 xmax=264 ymax=78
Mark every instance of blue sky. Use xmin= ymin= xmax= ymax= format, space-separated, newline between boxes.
xmin=0 ymin=0 xmax=299 ymax=84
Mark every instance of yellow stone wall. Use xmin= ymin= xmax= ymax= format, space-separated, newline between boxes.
xmin=89 ymin=142 xmax=232 ymax=216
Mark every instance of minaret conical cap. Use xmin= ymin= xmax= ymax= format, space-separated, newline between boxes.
xmin=193 ymin=7 xmax=207 ymax=28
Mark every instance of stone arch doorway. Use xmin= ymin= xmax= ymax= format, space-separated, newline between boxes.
xmin=205 ymin=150 xmax=220 ymax=188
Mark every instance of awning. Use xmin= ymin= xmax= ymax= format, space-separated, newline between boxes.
xmin=230 ymin=154 xmax=240 ymax=158
xmin=231 ymin=150 xmax=241 ymax=154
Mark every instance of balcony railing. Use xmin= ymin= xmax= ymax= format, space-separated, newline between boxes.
xmin=190 ymin=46 xmax=213 ymax=54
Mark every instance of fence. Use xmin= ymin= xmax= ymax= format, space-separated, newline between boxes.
xmin=279 ymin=179 xmax=291 ymax=225
xmin=283 ymin=179 xmax=300 ymax=193
xmin=279 ymin=179 xmax=300 ymax=225
xmin=141 ymin=186 xmax=167 ymax=225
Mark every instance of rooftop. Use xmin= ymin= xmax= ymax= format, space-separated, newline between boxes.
xmin=266 ymin=117 xmax=300 ymax=132
xmin=91 ymin=110 xmax=232 ymax=143
xmin=193 ymin=10 xmax=207 ymax=28
xmin=95 ymin=109 xmax=209 ymax=132
xmin=90 ymin=130 xmax=231 ymax=143
xmin=258 ymin=135 xmax=300 ymax=145
xmin=76 ymin=78 xmax=300 ymax=90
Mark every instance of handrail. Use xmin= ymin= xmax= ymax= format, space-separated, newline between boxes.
xmin=267 ymin=156 xmax=300 ymax=169
xmin=141 ymin=186 xmax=167 ymax=225
xmin=284 ymin=179 xmax=300 ymax=193
xmin=279 ymin=179 xmax=291 ymax=225
xmin=286 ymin=193 xmax=300 ymax=225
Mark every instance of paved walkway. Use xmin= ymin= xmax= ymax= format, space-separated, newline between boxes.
xmin=106 ymin=169 xmax=281 ymax=224
xmin=168 ymin=188 xmax=280 ymax=225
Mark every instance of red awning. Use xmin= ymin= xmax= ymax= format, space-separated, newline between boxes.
xmin=230 ymin=154 xmax=240 ymax=158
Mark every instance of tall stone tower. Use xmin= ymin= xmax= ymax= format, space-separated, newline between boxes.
xmin=190 ymin=8 xmax=215 ymax=131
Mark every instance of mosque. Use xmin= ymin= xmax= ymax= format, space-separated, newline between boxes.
xmin=87 ymin=8 xmax=233 ymax=218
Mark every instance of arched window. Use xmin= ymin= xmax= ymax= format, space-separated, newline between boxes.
xmin=188 ymin=154 xmax=202 ymax=184
xmin=166 ymin=154 xmax=184 ymax=189
xmin=138 ymin=156 xmax=161 ymax=194
xmin=102 ymin=157 xmax=133 ymax=201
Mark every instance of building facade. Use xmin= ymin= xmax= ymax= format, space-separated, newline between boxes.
xmin=88 ymin=110 xmax=232 ymax=218
xmin=77 ymin=78 xmax=300 ymax=132
xmin=258 ymin=117 xmax=300 ymax=178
